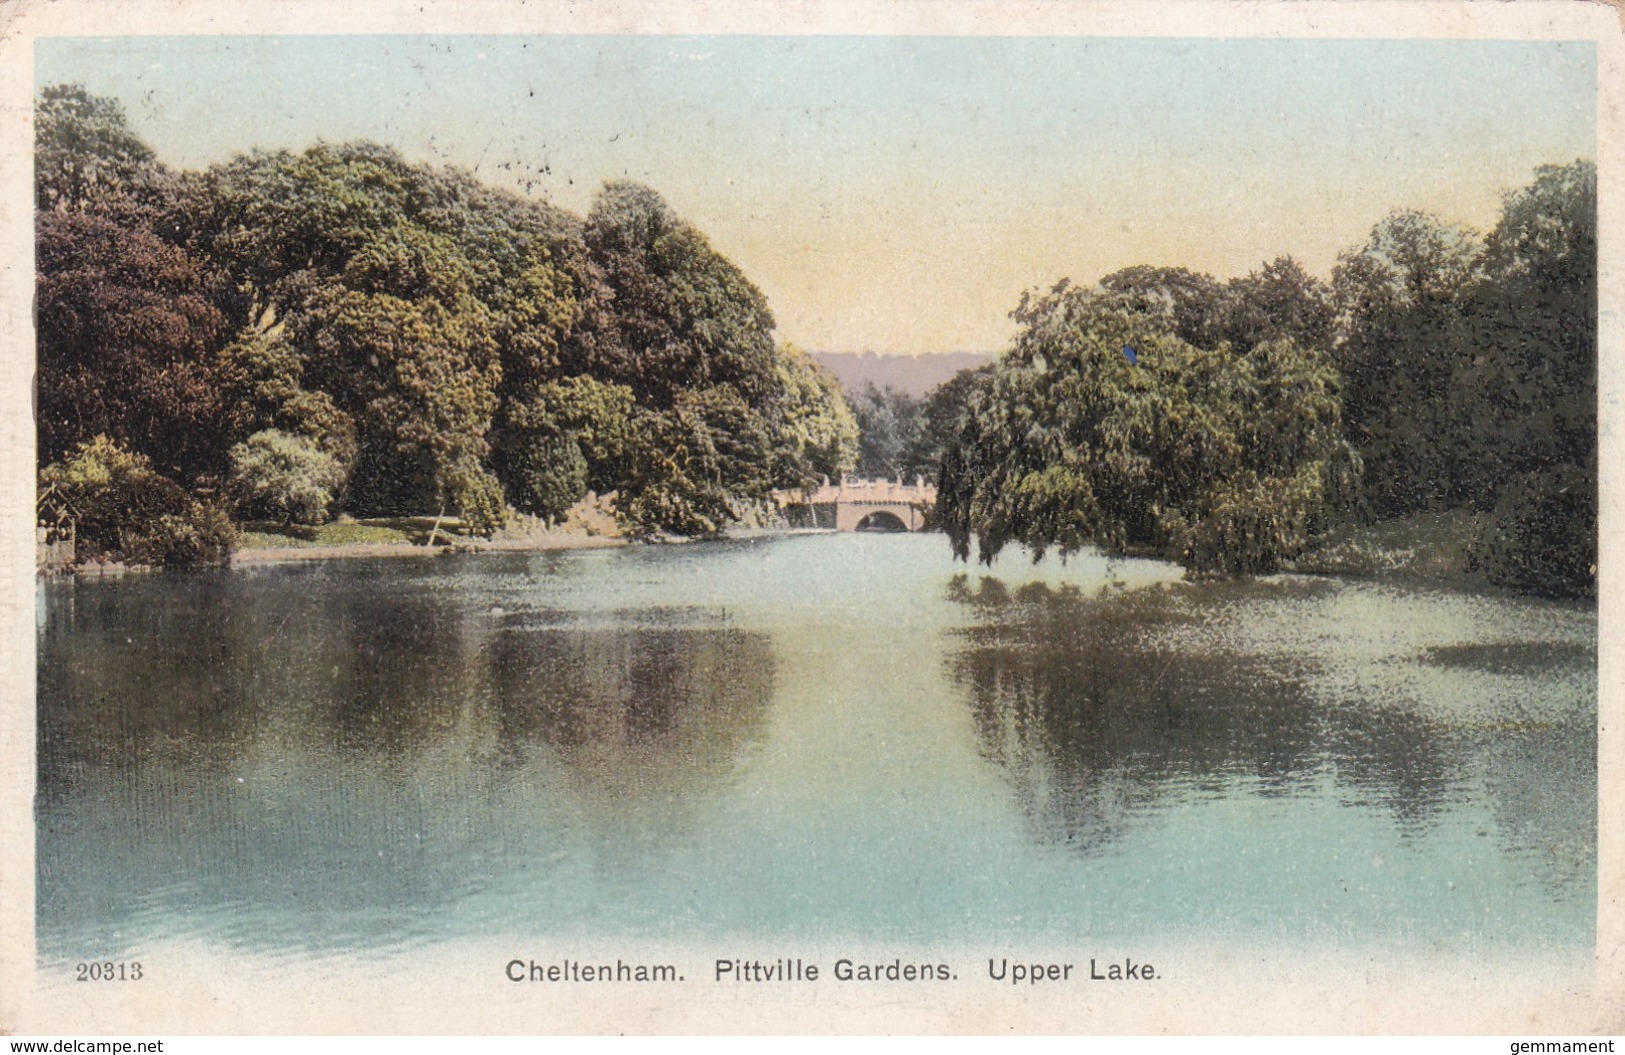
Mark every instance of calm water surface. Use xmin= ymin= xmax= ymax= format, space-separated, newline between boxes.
xmin=36 ymin=533 xmax=1596 ymax=960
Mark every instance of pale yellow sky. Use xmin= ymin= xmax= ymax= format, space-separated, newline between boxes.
xmin=38 ymin=35 xmax=1596 ymax=354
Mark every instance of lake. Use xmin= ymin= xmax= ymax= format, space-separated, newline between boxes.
xmin=36 ymin=532 xmax=1596 ymax=964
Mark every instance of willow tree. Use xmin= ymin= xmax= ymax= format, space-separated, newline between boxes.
xmin=939 ymin=284 xmax=1357 ymax=574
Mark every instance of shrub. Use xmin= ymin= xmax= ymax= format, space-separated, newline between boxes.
xmin=120 ymin=503 xmax=237 ymax=567
xmin=40 ymin=435 xmax=235 ymax=567
xmin=1470 ymin=464 xmax=1595 ymax=598
xmin=442 ymin=462 xmax=508 ymax=537
xmin=495 ymin=435 xmax=587 ymax=524
xmin=227 ymin=429 xmax=346 ymax=525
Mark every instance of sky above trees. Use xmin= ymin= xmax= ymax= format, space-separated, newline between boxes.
xmin=35 ymin=34 xmax=1595 ymax=355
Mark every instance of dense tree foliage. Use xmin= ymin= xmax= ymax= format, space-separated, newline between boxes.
xmin=938 ymin=285 xmax=1354 ymax=573
xmin=1465 ymin=162 xmax=1596 ymax=596
xmin=36 ymin=210 xmax=227 ymax=479
xmin=35 ymin=85 xmax=858 ymax=558
xmin=35 ymin=84 xmax=165 ymax=216
xmin=34 ymin=85 xmax=1592 ymax=593
xmin=492 ymin=375 xmax=638 ymax=522
xmin=939 ymin=161 xmax=1595 ymax=596
xmin=1099 ymin=265 xmax=1229 ymax=349
xmin=583 ymin=182 xmax=780 ymax=408
xmin=900 ymin=366 xmax=994 ymax=482
xmin=770 ymin=345 xmax=861 ymax=487
xmin=1101 ymin=256 xmax=1333 ymax=354
xmin=849 ymin=382 xmax=924 ymax=479
xmin=1329 ymin=162 xmax=1596 ymax=594
xmin=1330 ymin=209 xmax=1482 ymax=516
xmin=843 ymin=370 xmax=994 ymax=485
xmin=1224 ymin=257 xmax=1336 ymax=352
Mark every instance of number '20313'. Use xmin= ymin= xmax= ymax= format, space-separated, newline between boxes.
xmin=76 ymin=961 xmax=142 ymax=981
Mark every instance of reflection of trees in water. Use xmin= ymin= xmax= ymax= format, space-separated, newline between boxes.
xmin=487 ymin=614 xmax=775 ymax=803
xmin=1321 ymin=701 xmax=1464 ymax=834
xmin=36 ymin=568 xmax=774 ymax=953
xmin=1417 ymin=640 xmax=1595 ymax=895
xmin=1475 ymin=724 xmax=1595 ymax=899
xmin=38 ymin=571 xmax=290 ymax=784
xmin=42 ymin=571 xmax=773 ymax=791
xmin=948 ymin=576 xmax=1466 ymax=854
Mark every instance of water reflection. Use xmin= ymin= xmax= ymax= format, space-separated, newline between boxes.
xmin=947 ymin=575 xmax=1593 ymax=869
xmin=37 ymin=537 xmax=1596 ymax=955
xmin=38 ymin=566 xmax=773 ymax=953
xmin=488 ymin=619 xmax=774 ymax=805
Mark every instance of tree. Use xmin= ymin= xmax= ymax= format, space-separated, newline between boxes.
xmin=310 ymin=284 xmax=501 ymax=526
xmin=497 ymin=435 xmax=590 ymax=525
xmin=850 ymin=382 xmax=923 ymax=479
xmin=774 ymin=346 xmax=860 ymax=486
xmin=213 ymin=316 xmax=359 ymax=484
xmin=1222 ymin=256 xmax=1334 ymax=352
xmin=1461 ymin=160 xmax=1597 ymax=596
xmin=36 ymin=85 xmax=846 ymax=544
xmin=36 ymin=209 xmax=227 ymax=480
xmin=491 ymin=375 xmax=639 ymax=520
xmin=768 ymin=344 xmax=860 ymax=488
xmin=35 ymin=84 xmax=160 ymax=215
xmin=938 ymin=286 xmax=1355 ymax=573
xmin=1331 ymin=210 xmax=1481 ymax=517
xmin=617 ymin=385 xmax=775 ymax=538
xmin=1471 ymin=463 xmax=1593 ymax=598
xmin=1469 ymin=160 xmax=1596 ymax=468
xmin=580 ymin=181 xmax=813 ymax=535
xmin=1098 ymin=267 xmax=1229 ymax=349
xmin=1336 ymin=209 xmax=1481 ymax=312
xmin=175 ymin=144 xmax=536 ymax=529
xmin=900 ymin=364 xmax=994 ymax=482
xmin=584 ymin=182 xmax=779 ymax=408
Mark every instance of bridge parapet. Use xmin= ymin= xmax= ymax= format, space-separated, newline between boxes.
xmin=771 ymin=476 xmax=938 ymax=531
xmin=773 ymin=476 xmax=937 ymax=507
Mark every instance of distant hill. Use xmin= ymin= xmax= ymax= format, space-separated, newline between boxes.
xmin=809 ymin=351 xmax=996 ymax=401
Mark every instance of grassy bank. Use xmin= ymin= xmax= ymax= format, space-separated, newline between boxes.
xmin=232 ymin=496 xmax=626 ymax=565
xmin=1287 ymin=510 xmax=1493 ymax=590
xmin=238 ymin=517 xmax=430 ymax=550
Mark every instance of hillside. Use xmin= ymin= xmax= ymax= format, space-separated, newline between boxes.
xmin=809 ymin=351 xmax=994 ymax=400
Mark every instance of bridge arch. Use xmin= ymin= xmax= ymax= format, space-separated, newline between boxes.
xmin=771 ymin=477 xmax=937 ymax=533
xmin=835 ymin=501 xmax=926 ymax=532
xmin=853 ymin=510 xmax=909 ymax=532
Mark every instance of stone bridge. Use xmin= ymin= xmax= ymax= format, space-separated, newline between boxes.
xmin=772 ymin=477 xmax=937 ymax=532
